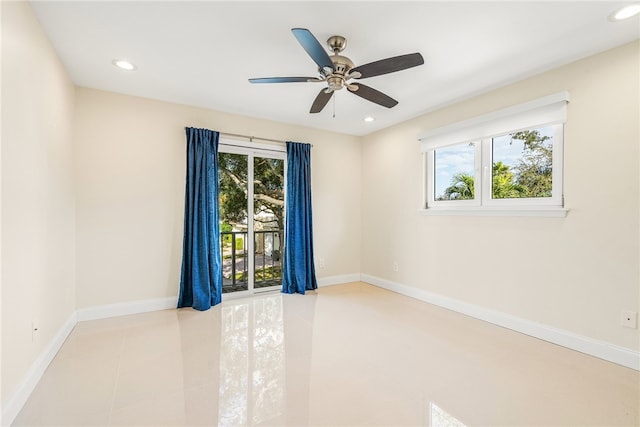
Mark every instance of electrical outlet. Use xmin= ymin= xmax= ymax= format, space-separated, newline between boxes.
xmin=318 ymin=258 xmax=325 ymax=269
xmin=32 ymin=319 xmax=39 ymax=342
xmin=393 ymin=261 xmax=399 ymax=272
xmin=620 ymin=310 xmax=637 ymax=329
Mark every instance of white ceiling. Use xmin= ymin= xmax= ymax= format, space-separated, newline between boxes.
xmin=30 ymin=1 xmax=639 ymax=136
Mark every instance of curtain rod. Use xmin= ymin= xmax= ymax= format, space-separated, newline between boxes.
xmin=220 ymin=132 xmax=284 ymax=144
xmin=219 ymin=131 xmax=313 ymax=147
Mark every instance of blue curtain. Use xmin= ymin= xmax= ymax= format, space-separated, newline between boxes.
xmin=178 ymin=127 xmax=222 ymax=310
xmin=282 ymin=142 xmax=318 ymax=294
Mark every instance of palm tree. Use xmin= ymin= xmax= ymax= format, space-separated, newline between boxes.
xmin=442 ymin=173 xmax=475 ymax=200
xmin=492 ymin=161 xmax=528 ymax=199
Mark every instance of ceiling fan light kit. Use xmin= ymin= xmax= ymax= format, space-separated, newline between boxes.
xmin=249 ymin=28 xmax=424 ymax=114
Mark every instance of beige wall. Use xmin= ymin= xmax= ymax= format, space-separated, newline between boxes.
xmin=361 ymin=41 xmax=639 ymax=351
xmin=73 ymin=88 xmax=361 ymax=309
xmin=1 ymin=0 xmax=76 ymax=405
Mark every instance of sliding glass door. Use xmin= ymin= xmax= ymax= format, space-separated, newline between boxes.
xmin=218 ymin=143 xmax=285 ymax=295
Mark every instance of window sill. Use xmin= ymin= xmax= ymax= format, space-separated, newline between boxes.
xmin=419 ymin=206 xmax=568 ymax=217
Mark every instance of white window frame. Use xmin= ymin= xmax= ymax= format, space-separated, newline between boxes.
xmin=419 ymin=92 xmax=569 ymax=217
xmin=425 ymin=140 xmax=481 ymax=208
xmin=480 ymin=125 xmax=564 ymax=208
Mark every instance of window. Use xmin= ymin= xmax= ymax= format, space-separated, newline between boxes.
xmin=420 ymin=92 xmax=568 ymax=216
xmin=432 ymin=140 xmax=480 ymax=206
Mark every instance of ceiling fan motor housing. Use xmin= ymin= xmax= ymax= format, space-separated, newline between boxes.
xmin=330 ymin=54 xmax=354 ymax=76
xmin=325 ymin=35 xmax=355 ymax=90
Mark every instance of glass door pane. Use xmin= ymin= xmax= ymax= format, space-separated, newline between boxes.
xmin=253 ymin=156 xmax=284 ymax=291
xmin=219 ymin=152 xmax=249 ymax=293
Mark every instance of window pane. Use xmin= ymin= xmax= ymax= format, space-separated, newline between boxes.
xmin=219 ymin=152 xmax=249 ymax=293
xmin=491 ymin=127 xmax=553 ymax=199
xmin=253 ymin=156 xmax=284 ymax=290
xmin=434 ymin=142 xmax=476 ymax=201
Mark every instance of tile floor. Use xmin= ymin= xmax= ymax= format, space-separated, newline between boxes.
xmin=13 ymin=282 xmax=640 ymax=426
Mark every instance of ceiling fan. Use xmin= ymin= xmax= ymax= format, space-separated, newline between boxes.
xmin=249 ymin=28 xmax=424 ymax=114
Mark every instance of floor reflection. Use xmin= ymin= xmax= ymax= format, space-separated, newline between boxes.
xmin=219 ymin=295 xmax=285 ymax=426
xmin=430 ymin=402 xmax=466 ymax=427
xmin=11 ymin=283 xmax=638 ymax=426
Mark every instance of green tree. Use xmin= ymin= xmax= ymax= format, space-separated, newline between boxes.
xmin=437 ymin=130 xmax=552 ymax=202
xmin=442 ymin=172 xmax=475 ymax=200
xmin=439 ymin=162 xmax=530 ymax=201
xmin=218 ymin=153 xmax=285 ymax=242
xmin=492 ymin=161 xmax=528 ymax=199
xmin=252 ymin=157 xmax=285 ymax=231
xmin=512 ymin=130 xmax=553 ymax=197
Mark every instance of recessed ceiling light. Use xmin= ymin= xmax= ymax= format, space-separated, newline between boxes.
xmin=609 ymin=3 xmax=640 ymax=21
xmin=363 ymin=116 xmax=375 ymax=122
xmin=112 ymin=59 xmax=137 ymax=71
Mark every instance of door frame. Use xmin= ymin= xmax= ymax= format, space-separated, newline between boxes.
xmin=218 ymin=138 xmax=286 ymax=299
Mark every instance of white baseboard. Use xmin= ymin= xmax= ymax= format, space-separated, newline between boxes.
xmin=2 ymin=296 xmax=178 ymax=426
xmin=1 ymin=312 xmax=77 ymax=426
xmin=76 ymin=296 xmax=178 ymax=321
xmin=361 ymin=274 xmax=640 ymax=371
xmin=317 ymin=273 xmax=361 ymax=287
